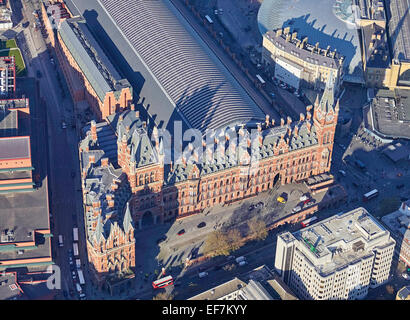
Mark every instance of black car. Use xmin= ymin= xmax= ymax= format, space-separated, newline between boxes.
xmin=177 ymin=229 xmax=185 ymax=236
xmin=36 ymin=70 xmax=42 ymax=78
xmin=197 ymin=222 xmax=206 ymax=228
xmin=248 ymin=204 xmax=255 ymax=211
xmin=396 ymin=184 xmax=405 ymax=189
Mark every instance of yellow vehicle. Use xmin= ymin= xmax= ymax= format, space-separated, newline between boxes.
xmin=277 ymin=196 xmax=286 ymax=204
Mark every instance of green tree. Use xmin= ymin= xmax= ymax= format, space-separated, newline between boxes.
xmin=247 ymin=218 xmax=268 ymax=241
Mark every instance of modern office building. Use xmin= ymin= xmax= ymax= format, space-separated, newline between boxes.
xmin=381 ymin=200 xmax=410 ymax=267
xmin=364 ymin=88 xmax=410 ymax=140
xmin=189 ymin=265 xmax=297 ymax=300
xmin=0 ymin=56 xmax=15 ymax=96
xmin=275 ymin=208 xmax=396 ymax=300
xmin=396 ymin=286 xmax=410 ymax=300
xmin=0 ymin=98 xmax=34 ymax=193
xmin=262 ymin=28 xmax=344 ymax=93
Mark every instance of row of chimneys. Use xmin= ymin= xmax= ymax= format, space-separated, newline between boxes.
xmin=276 ymin=28 xmax=339 ymax=59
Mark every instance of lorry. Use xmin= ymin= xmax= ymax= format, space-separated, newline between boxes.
xmin=198 ymin=272 xmax=208 ymax=278
xmin=77 ymin=269 xmax=85 ymax=285
xmin=235 ymin=256 xmax=245 ymax=264
xmin=73 ymin=228 xmax=78 ymax=242
xmin=73 ymin=242 xmax=79 ymax=257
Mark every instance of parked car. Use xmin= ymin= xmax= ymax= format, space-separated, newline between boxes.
xmin=292 ymin=206 xmax=302 ymax=213
xmin=402 ymin=273 xmax=409 ymax=280
xmin=61 ymin=121 xmax=67 ymax=129
xmin=277 ymin=196 xmax=286 ymax=204
xmin=253 ymin=202 xmax=264 ymax=209
xmin=177 ymin=229 xmax=185 ymax=236
xmin=300 ymin=195 xmax=309 ymax=202
xmin=36 ymin=70 xmax=42 ymax=78
xmin=197 ymin=222 xmax=206 ymax=228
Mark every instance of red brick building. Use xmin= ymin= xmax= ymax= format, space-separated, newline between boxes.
xmin=41 ymin=3 xmax=132 ymax=121
xmin=79 ymin=76 xmax=339 ymax=287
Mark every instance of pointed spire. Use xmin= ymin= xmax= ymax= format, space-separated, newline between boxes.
xmin=123 ymin=202 xmax=133 ymax=233
xmin=95 ymin=215 xmax=104 ymax=244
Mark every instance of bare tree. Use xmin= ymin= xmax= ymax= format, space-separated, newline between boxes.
xmin=226 ymin=228 xmax=243 ymax=251
xmin=247 ymin=218 xmax=268 ymax=241
xmin=153 ymin=291 xmax=174 ymax=300
xmin=203 ymin=230 xmax=231 ymax=257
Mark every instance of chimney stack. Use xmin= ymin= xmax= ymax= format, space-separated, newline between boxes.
xmin=265 ymin=114 xmax=270 ymax=127
xmin=130 ymin=103 xmax=135 ymax=111
xmin=91 ymin=120 xmax=97 ymax=141
xmin=101 ymin=158 xmax=109 ymax=167
xmin=299 ymin=113 xmax=305 ymax=122
xmin=287 ymin=116 xmax=292 ymax=125
xmin=280 ymin=118 xmax=285 ymax=126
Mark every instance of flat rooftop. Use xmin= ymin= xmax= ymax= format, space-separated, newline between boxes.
xmin=0 ymin=179 xmax=51 ymax=263
xmin=65 ymin=0 xmax=266 ymax=134
xmin=293 ymin=207 xmax=391 ymax=274
xmin=258 ymin=0 xmax=364 ymax=83
xmin=0 ymin=136 xmax=31 ymax=160
xmin=368 ymin=89 xmax=410 ymax=139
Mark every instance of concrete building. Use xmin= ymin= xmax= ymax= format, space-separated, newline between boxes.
xmin=396 ymin=286 xmax=410 ymax=300
xmin=189 ymin=278 xmax=273 ymax=300
xmin=364 ymin=88 xmax=410 ymax=140
xmin=189 ymin=265 xmax=297 ymax=300
xmin=381 ymin=200 xmax=410 ymax=267
xmin=0 ymin=272 xmax=23 ymax=300
xmin=0 ymin=56 xmax=15 ymax=96
xmin=275 ymin=208 xmax=396 ymax=300
xmin=262 ymin=28 xmax=344 ymax=93
xmin=0 ymin=5 xmax=12 ymax=30
xmin=0 ymin=98 xmax=34 ymax=193
xmin=47 ymin=12 xmax=132 ymax=120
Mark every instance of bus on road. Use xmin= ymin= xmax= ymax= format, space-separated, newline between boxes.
xmin=77 ymin=269 xmax=85 ymax=285
xmin=73 ymin=242 xmax=79 ymax=257
xmin=363 ymin=189 xmax=379 ymax=202
xmin=256 ymin=74 xmax=266 ymax=86
xmin=301 ymin=216 xmax=318 ymax=228
xmin=152 ymin=275 xmax=173 ymax=289
xmin=205 ymin=15 xmax=213 ymax=24
xmin=73 ymin=228 xmax=78 ymax=242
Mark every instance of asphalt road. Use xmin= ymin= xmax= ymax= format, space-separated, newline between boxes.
xmin=15 ymin=0 xmax=90 ymax=299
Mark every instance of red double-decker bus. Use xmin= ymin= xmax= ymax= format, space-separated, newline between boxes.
xmin=152 ymin=275 xmax=173 ymax=289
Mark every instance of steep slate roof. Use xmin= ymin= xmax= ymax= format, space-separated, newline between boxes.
xmin=58 ymin=17 xmax=130 ymax=103
xmin=95 ymin=0 xmax=266 ymax=133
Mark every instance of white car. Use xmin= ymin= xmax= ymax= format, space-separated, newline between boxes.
xmin=300 ymin=195 xmax=309 ymax=201
xmin=292 ymin=206 xmax=302 ymax=213
xmin=402 ymin=273 xmax=409 ymax=280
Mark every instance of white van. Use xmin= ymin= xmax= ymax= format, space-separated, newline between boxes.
xmin=199 ymin=272 xmax=208 ymax=278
